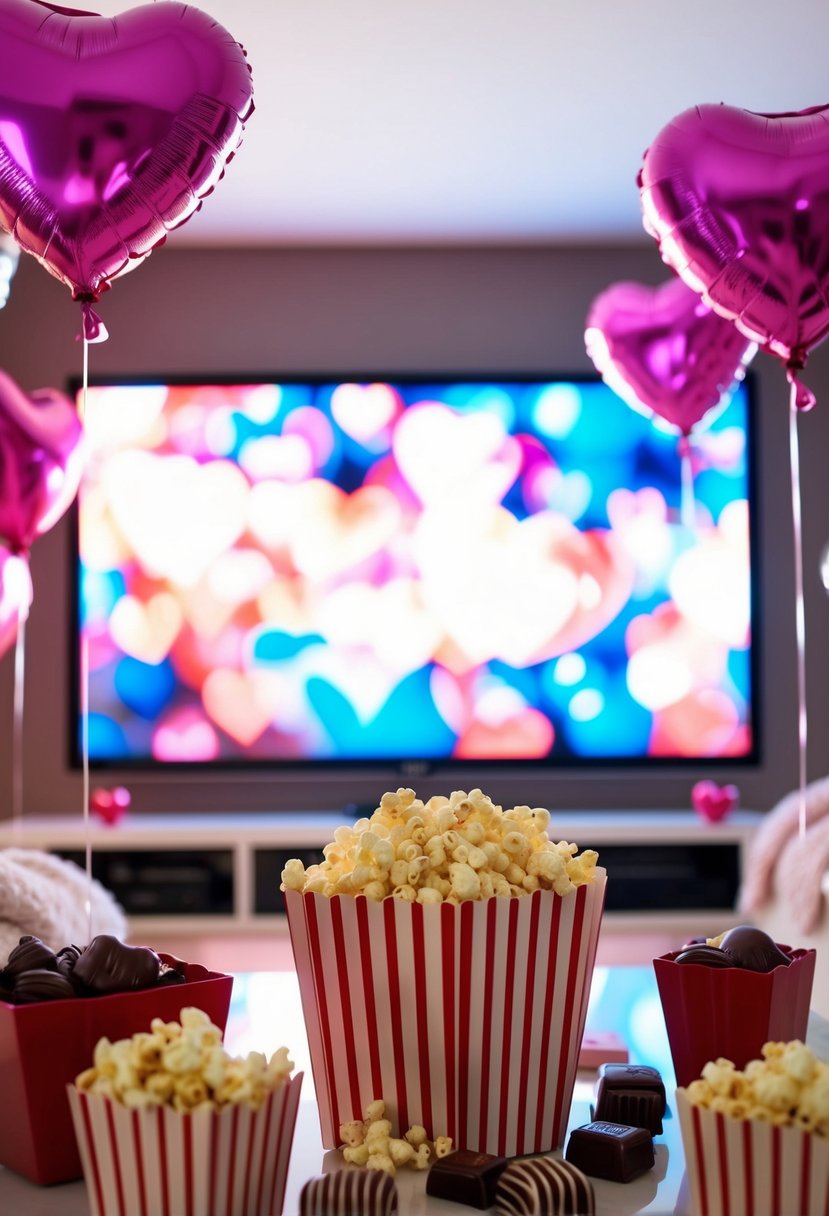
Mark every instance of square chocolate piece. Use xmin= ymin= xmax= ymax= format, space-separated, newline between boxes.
xmin=565 ymin=1121 xmax=654 ymax=1183
xmin=593 ymin=1063 xmax=666 ymax=1134
xmin=426 ymin=1149 xmax=508 ymax=1209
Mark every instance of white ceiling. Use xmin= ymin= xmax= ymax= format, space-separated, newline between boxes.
xmin=92 ymin=0 xmax=829 ymax=245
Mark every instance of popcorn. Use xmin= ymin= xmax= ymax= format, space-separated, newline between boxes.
xmin=75 ymin=1008 xmax=294 ymax=1113
xmin=684 ymin=1041 xmax=829 ymax=1136
xmin=337 ymin=1099 xmax=451 ymax=1176
xmin=282 ymin=788 xmax=599 ymax=903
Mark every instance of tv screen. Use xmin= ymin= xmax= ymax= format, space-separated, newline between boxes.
xmin=72 ymin=374 xmax=757 ymax=769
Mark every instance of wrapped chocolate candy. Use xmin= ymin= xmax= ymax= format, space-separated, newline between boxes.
xmin=565 ymin=1121 xmax=654 ymax=1183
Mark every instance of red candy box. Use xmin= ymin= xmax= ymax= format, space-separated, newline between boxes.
xmin=0 ymin=953 xmax=233 ymax=1185
xmin=653 ymin=943 xmax=815 ymax=1088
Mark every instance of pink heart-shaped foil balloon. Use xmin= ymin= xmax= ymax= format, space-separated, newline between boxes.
xmin=691 ymin=779 xmax=740 ymax=824
xmin=586 ymin=277 xmax=756 ymax=436
xmin=0 ymin=368 xmax=84 ymax=552
xmin=0 ymin=0 xmax=253 ymax=328
xmin=639 ymin=102 xmax=829 ymax=404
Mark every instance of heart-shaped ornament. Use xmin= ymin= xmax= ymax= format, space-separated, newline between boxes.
xmin=691 ymin=779 xmax=740 ymax=823
xmin=639 ymin=102 xmax=829 ymax=403
xmin=0 ymin=0 xmax=253 ymax=332
xmin=586 ymin=277 xmax=756 ymax=436
xmin=90 ymin=785 xmax=130 ymax=826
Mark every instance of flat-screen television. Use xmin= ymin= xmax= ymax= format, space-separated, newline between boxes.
xmin=71 ymin=374 xmax=757 ymax=770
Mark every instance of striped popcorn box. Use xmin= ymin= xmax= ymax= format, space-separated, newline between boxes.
xmin=676 ymin=1089 xmax=829 ymax=1216
xmin=67 ymin=1072 xmax=303 ymax=1216
xmin=285 ymin=869 xmax=606 ymax=1158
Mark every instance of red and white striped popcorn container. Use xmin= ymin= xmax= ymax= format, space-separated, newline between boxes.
xmin=285 ymin=870 xmax=606 ymax=1158
xmin=676 ymin=1089 xmax=829 ymax=1216
xmin=67 ymin=1072 xmax=303 ymax=1216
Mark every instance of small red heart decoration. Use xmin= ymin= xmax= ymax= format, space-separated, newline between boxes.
xmin=90 ymin=785 xmax=130 ymax=827
xmin=691 ymin=779 xmax=739 ymax=824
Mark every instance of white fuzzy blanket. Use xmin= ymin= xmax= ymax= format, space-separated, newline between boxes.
xmin=739 ymin=775 xmax=829 ymax=934
xmin=0 ymin=848 xmax=127 ymax=963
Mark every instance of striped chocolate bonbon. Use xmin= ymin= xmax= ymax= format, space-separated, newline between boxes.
xmin=495 ymin=1157 xmax=595 ymax=1215
xmin=299 ymin=1170 xmax=398 ymax=1215
xmin=12 ymin=969 xmax=77 ymax=1003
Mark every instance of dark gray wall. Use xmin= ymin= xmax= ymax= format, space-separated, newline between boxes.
xmin=0 ymin=243 xmax=827 ymax=815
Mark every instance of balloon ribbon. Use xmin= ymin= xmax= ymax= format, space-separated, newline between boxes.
xmin=788 ymin=379 xmax=807 ymax=841
xmin=79 ymin=335 xmax=92 ymax=934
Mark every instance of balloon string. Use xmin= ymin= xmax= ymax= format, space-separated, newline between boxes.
xmin=789 ymin=379 xmax=807 ymax=842
xmin=11 ymin=613 xmax=25 ymax=833
xmin=679 ymin=440 xmax=696 ymax=531
xmin=80 ymin=336 xmax=92 ymax=937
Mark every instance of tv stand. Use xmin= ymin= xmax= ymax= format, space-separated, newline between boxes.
xmin=0 ymin=810 xmax=761 ymax=948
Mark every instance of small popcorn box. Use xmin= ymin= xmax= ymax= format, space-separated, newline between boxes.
xmin=653 ymin=946 xmax=815 ymax=1088
xmin=285 ymin=871 xmax=606 ymax=1158
xmin=676 ymin=1089 xmax=829 ymax=1216
xmin=0 ymin=955 xmax=233 ymax=1185
xmin=68 ymin=1072 xmax=303 ymax=1216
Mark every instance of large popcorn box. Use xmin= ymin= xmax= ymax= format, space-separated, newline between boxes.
xmin=68 ymin=1072 xmax=303 ymax=1216
xmin=0 ymin=955 xmax=233 ymax=1186
xmin=653 ymin=947 xmax=815 ymax=1088
xmin=285 ymin=870 xmax=606 ymax=1158
xmin=676 ymin=1088 xmax=829 ymax=1216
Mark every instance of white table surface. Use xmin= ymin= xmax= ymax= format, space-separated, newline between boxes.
xmin=2 ymin=965 xmax=826 ymax=1216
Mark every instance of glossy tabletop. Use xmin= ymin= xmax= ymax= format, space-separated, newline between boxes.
xmin=2 ymin=965 xmax=827 ymax=1215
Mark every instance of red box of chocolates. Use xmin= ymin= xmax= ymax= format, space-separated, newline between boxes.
xmin=0 ymin=938 xmax=233 ymax=1186
xmin=653 ymin=928 xmax=816 ymax=1088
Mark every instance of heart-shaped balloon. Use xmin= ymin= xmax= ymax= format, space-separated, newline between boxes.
xmin=586 ymin=277 xmax=756 ymax=436
xmin=0 ymin=0 xmax=253 ymax=336
xmin=639 ymin=102 xmax=829 ymax=405
xmin=0 ymin=368 xmax=84 ymax=552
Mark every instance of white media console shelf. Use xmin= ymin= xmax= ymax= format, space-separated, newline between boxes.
xmin=0 ymin=810 xmax=761 ymax=942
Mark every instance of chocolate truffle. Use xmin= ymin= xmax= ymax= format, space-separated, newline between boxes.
xmin=299 ymin=1170 xmax=398 ymax=1215
xmin=594 ymin=1064 xmax=666 ymax=1135
xmin=55 ymin=944 xmax=82 ymax=976
xmin=495 ymin=1157 xmax=595 ymax=1215
xmin=426 ymin=1149 xmax=508 ymax=1209
xmin=157 ymin=965 xmax=187 ymax=986
xmin=5 ymin=935 xmax=57 ymax=976
xmin=73 ymin=935 xmax=161 ymax=994
xmin=13 ymin=969 xmax=77 ymax=1003
xmin=719 ymin=926 xmax=791 ymax=973
xmin=565 ymin=1121 xmax=654 ymax=1183
xmin=675 ymin=945 xmax=734 ymax=968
